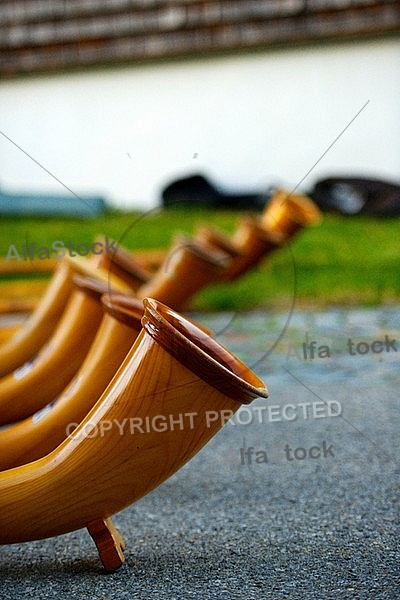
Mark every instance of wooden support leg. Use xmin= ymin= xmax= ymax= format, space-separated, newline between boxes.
xmin=87 ymin=517 xmax=126 ymax=572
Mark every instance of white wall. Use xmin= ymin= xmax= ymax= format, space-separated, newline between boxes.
xmin=0 ymin=37 xmax=399 ymax=210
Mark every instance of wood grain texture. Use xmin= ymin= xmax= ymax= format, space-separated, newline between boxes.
xmin=0 ymin=261 xmax=76 ymax=377
xmin=0 ymin=298 xmax=268 ymax=548
xmin=0 ymin=288 xmax=104 ymax=426
xmin=0 ymin=298 xmax=143 ymax=469
xmin=0 ymin=254 xmax=129 ymax=378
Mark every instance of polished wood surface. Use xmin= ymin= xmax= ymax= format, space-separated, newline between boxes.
xmin=0 ymin=284 xmax=104 ymax=426
xmin=224 ymin=216 xmax=283 ymax=280
xmin=195 ymin=225 xmax=241 ymax=258
xmin=87 ymin=517 xmax=126 ymax=572
xmin=0 ymin=323 xmax=19 ymax=345
xmin=137 ymin=236 xmax=229 ymax=309
xmin=0 ymin=255 xmax=129 ymax=378
xmin=261 ymin=188 xmax=322 ymax=238
xmin=0 ymin=261 xmax=76 ymax=377
xmin=94 ymin=236 xmax=153 ymax=289
xmin=0 ymin=298 xmax=268 ymax=570
xmin=0 ymin=293 xmax=144 ymax=469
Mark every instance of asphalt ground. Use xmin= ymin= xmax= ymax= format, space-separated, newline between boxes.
xmin=0 ymin=307 xmax=399 ymax=599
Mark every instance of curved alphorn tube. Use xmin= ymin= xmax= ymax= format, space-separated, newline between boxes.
xmin=137 ymin=235 xmax=229 ymax=309
xmin=0 ymin=255 xmax=129 ymax=377
xmin=0 ymin=298 xmax=268 ymax=571
xmin=93 ymin=236 xmax=153 ymax=289
xmin=195 ymin=224 xmax=242 ymax=258
xmin=223 ymin=216 xmax=284 ymax=281
xmin=132 ymin=248 xmax=168 ymax=273
xmin=101 ymin=291 xmax=214 ymax=342
xmin=0 ymin=323 xmax=20 ymax=345
xmin=0 ymin=261 xmax=76 ymax=376
xmin=261 ymin=188 xmax=322 ymax=239
xmin=0 ymin=264 xmax=59 ymax=317
xmin=0 ymin=275 xmax=109 ymax=426
xmin=0 ymin=288 xmax=144 ymax=469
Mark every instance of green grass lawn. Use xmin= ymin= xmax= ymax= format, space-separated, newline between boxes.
xmin=0 ymin=209 xmax=398 ymax=311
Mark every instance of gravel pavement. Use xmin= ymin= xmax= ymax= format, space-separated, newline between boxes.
xmin=0 ymin=307 xmax=399 ymax=599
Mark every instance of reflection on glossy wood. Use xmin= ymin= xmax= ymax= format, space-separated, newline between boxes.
xmin=0 ymin=261 xmax=76 ymax=377
xmin=0 ymin=255 xmax=128 ymax=378
xmin=0 ymin=298 xmax=268 ymax=571
xmin=0 ymin=278 xmax=106 ymax=426
xmin=0 ymin=292 xmax=144 ymax=469
xmin=224 ymin=216 xmax=283 ymax=280
xmin=137 ymin=236 xmax=229 ymax=309
xmin=261 ymin=188 xmax=322 ymax=238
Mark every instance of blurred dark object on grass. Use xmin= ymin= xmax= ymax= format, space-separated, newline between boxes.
xmin=311 ymin=177 xmax=400 ymax=217
xmin=161 ymin=173 xmax=269 ymax=210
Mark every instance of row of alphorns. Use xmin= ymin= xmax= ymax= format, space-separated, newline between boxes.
xmin=96 ymin=187 xmax=322 ymax=297
xmin=0 ymin=189 xmax=321 ymax=572
xmin=0 ymin=188 xmax=321 ymax=362
xmin=0 ymin=187 xmax=321 ymax=326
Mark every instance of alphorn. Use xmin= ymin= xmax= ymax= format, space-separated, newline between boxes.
xmin=0 ymin=285 xmax=143 ymax=469
xmin=0 ymin=273 xmax=108 ymax=426
xmin=92 ymin=236 xmax=153 ymax=289
xmin=0 ymin=255 xmax=129 ymax=377
xmin=261 ymin=188 xmax=322 ymax=239
xmin=223 ymin=216 xmax=284 ymax=281
xmin=195 ymin=224 xmax=242 ymax=259
xmin=0 ymin=298 xmax=268 ymax=572
xmin=137 ymin=235 xmax=229 ymax=309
